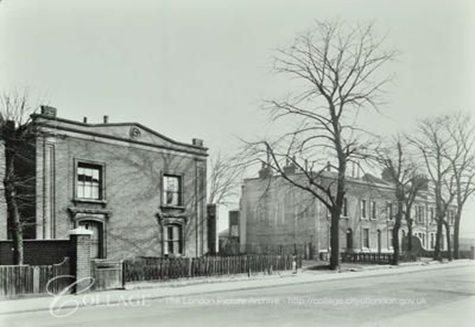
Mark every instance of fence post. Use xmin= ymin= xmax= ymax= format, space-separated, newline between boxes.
xmin=69 ymin=227 xmax=93 ymax=294
xmin=292 ymin=255 xmax=297 ymax=274
xmin=121 ymin=260 xmax=126 ymax=288
xmin=32 ymin=266 xmax=40 ymax=294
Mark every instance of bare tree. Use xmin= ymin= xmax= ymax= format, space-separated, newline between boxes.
xmin=445 ymin=113 xmax=475 ymax=259
xmin=411 ymin=115 xmax=456 ymax=261
xmin=0 ymin=92 xmax=39 ymax=265
xmin=207 ymin=151 xmax=246 ymax=207
xmin=246 ymin=21 xmax=397 ymax=270
xmin=375 ymin=136 xmax=425 ymax=264
xmin=402 ymin=177 xmax=427 ymax=253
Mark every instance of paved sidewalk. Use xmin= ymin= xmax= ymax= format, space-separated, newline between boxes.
xmin=0 ymin=259 xmax=472 ymax=316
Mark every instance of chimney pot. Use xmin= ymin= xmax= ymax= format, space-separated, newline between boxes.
xmin=103 ymin=115 xmax=109 ymax=124
xmin=83 ymin=117 xmax=88 ymax=123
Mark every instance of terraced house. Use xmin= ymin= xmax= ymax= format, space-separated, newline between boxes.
xmin=239 ymin=163 xmax=456 ymax=258
xmin=0 ymin=106 xmax=209 ymax=261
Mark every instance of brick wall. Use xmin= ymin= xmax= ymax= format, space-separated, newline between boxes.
xmin=0 ymin=141 xmax=7 ymax=240
xmin=241 ymin=177 xmax=322 ymax=256
xmin=35 ymin=120 xmax=208 ymax=260
xmin=69 ymin=233 xmax=91 ymax=293
xmin=241 ymin=173 xmax=439 ymax=257
xmin=0 ymin=239 xmax=72 ymax=265
xmin=207 ymin=204 xmax=217 ymax=254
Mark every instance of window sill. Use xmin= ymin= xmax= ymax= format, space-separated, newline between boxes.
xmin=74 ymin=198 xmax=107 ymax=205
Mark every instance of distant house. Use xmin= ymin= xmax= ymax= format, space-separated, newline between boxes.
xmin=218 ymin=210 xmax=240 ymax=255
xmin=0 ymin=106 xmax=210 ymax=260
xmin=459 ymin=238 xmax=475 ymax=251
xmin=239 ymin=164 xmax=456 ymax=258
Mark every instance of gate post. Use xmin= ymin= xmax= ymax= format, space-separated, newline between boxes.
xmin=69 ymin=227 xmax=93 ymax=294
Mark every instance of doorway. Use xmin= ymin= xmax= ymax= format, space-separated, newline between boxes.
xmin=79 ymin=220 xmax=103 ymax=258
xmin=346 ymin=229 xmax=353 ymax=251
xmin=377 ymin=230 xmax=381 ymax=253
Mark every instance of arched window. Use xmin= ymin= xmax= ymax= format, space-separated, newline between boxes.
xmin=164 ymin=224 xmax=183 ymax=256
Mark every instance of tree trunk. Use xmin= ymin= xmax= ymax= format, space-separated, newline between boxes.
xmin=434 ymin=218 xmax=443 ymax=261
xmin=443 ymin=221 xmax=452 ymax=261
xmin=3 ymin=165 xmax=23 ymax=265
xmin=391 ymin=188 xmax=408 ymax=266
xmin=407 ymin=218 xmax=414 ymax=252
xmin=391 ymin=199 xmax=404 ymax=265
xmin=329 ymin=210 xmax=340 ymax=270
xmin=3 ymin=130 xmax=24 ymax=266
xmin=392 ymin=223 xmax=400 ymax=265
xmin=10 ymin=194 xmax=23 ymax=265
xmin=453 ymin=208 xmax=462 ymax=259
xmin=328 ymin=105 xmax=347 ymax=271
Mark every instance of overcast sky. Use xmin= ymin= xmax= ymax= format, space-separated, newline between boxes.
xmin=1 ymin=0 xmax=474 ymax=235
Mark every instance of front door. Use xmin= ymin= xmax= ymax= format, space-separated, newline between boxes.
xmin=79 ymin=221 xmax=102 ymax=258
xmin=346 ymin=229 xmax=353 ymax=250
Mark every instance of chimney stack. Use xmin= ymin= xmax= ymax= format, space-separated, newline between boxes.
xmin=283 ymin=156 xmax=296 ymax=175
xmin=192 ymin=138 xmax=204 ymax=147
xmin=258 ymin=161 xmax=273 ymax=179
xmin=103 ymin=115 xmax=109 ymax=124
xmin=83 ymin=117 xmax=88 ymax=124
xmin=40 ymin=105 xmax=57 ymax=118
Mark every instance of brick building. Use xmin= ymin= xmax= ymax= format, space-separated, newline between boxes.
xmin=239 ymin=164 xmax=455 ymax=258
xmin=1 ymin=106 xmax=209 ymax=260
xmin=218 ymin=210 xmax=240 ymax=254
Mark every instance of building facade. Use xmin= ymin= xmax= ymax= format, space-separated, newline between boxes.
xmin=218 ymin=210 xmax=240 ymax=254
xmin=239 ymin=165 xmax=455 ymax=258
xmin=2 ymin=106 xmax=209 ymax=260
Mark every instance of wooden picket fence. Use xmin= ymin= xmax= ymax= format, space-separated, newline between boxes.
xmin=0 ymin=258 xmax=72 ymax=298
xmin=124 ymin=255 xmax=301 ymax=283
xmin=421 ymin=249 xmax=475 ymax=260
xmin=92 ymin=259 xmax=124 ymax=291
xmin=341 ymin=252 xmax=419 ymax=264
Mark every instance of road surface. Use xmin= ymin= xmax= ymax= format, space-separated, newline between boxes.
xmin=2 ymin=264 xmax=474 ymax=327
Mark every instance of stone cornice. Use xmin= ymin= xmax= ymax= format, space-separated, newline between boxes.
xmin=32 ymin=114 xmax=208 ymax=157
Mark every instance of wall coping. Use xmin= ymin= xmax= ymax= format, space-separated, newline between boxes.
xmin=0 ymin=239 xmax=70 ymax=242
